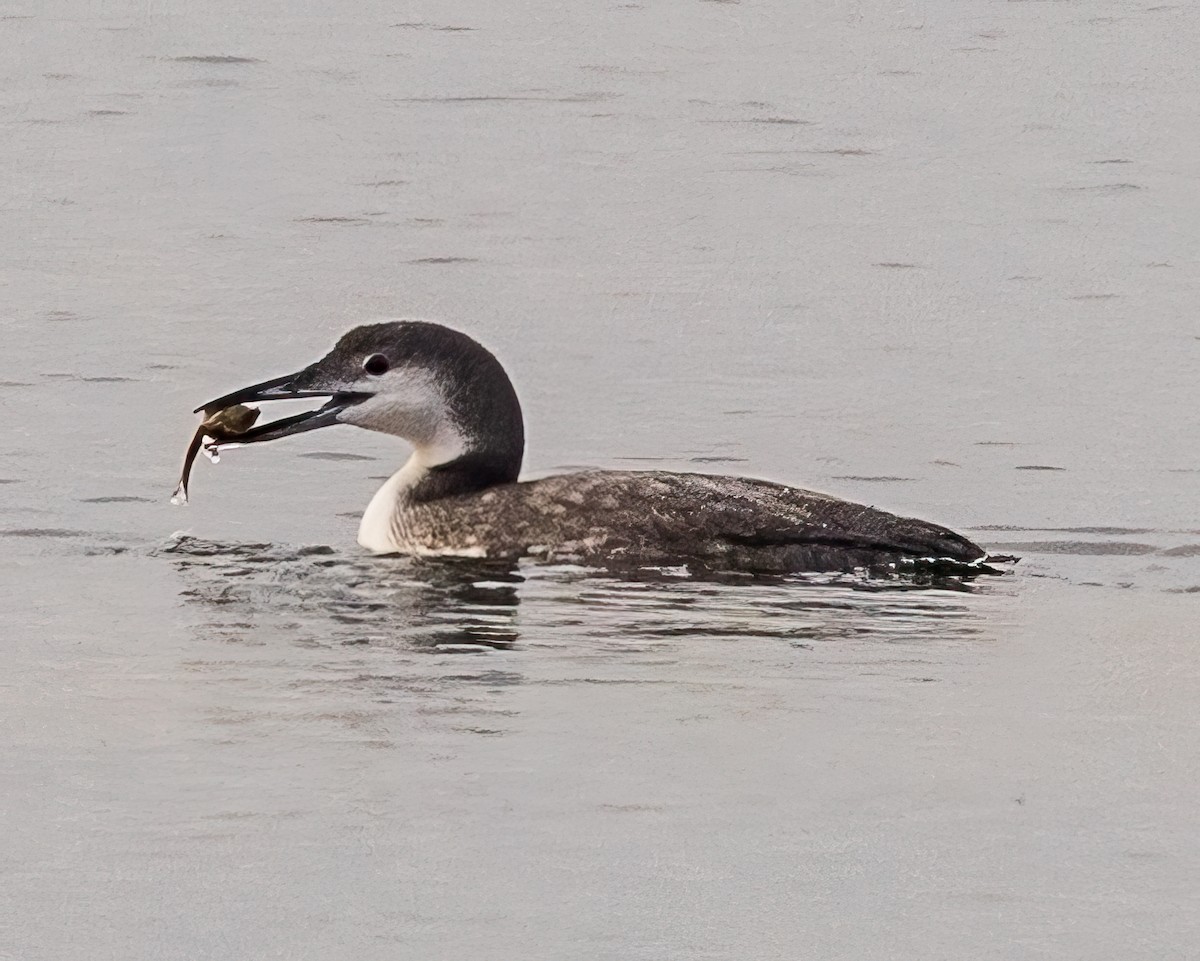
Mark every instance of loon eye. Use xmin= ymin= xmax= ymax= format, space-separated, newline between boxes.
xmin=363 ymin=353 xmax=390 ymax=376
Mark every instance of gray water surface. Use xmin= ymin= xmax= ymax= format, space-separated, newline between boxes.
xmin=2 ymin=1 xmax=1199 ymax=958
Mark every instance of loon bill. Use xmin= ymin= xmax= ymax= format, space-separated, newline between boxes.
xmin=187 ymin=320 xmax=1012 ymax=576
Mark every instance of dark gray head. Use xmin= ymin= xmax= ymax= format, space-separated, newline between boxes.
xmin=199 ymin=321 xmax=525 ymax=496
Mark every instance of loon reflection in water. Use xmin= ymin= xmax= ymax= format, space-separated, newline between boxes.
xmin=195 ymin=321 xmax=1009 ymax=577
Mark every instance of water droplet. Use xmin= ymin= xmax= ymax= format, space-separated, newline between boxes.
xmin=170 ymin=483 xmax=188 ymax=506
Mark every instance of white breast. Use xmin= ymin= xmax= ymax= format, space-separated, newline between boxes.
xmin=356 ymin=434 xmax=468 ymax=554
xmin=357 ymin=460 xmax=419 ymax=553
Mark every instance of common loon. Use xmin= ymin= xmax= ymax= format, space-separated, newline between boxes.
xmin=195 ymin=321 xmax=1006 ymax=575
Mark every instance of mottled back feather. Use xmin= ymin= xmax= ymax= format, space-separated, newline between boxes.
xmin=389 ymin=470 xmax=986 ymax=573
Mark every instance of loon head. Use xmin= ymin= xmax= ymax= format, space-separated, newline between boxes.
xmin=198 ymin=321 xmax=525 ymax=489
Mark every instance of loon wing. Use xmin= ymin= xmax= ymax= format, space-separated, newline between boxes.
xmin=451 ymin=470 xmax=998 ymax=574
xmin=511 ymin=471 xmax=990 ymax=569
xmin=641 ymin=471 xmax=986 ymax=563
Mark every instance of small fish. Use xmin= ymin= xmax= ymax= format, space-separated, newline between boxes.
xmin=171 ymin=404 xmax=260 ymax=505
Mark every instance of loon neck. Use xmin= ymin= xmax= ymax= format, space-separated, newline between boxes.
xmin=357 ymin=444 xmax=521 ymax=553
xmin=408 ymin=448 xmax=522 ymax=502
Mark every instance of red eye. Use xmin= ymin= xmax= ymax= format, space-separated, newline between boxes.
xmin=363 ymin=354 xmax=390 ymax=376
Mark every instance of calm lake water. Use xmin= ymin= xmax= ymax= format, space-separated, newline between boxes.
xmin=2 ymin=1 xmax=1198 ymax=958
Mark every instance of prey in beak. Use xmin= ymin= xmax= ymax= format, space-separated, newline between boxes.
xmin=173 ymin=320 xmax=480 ymax=507
xmin=194 ymin=367 xmax=371 ymax=447
xmin=172 ymin=360 xmax=373 ymax=504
